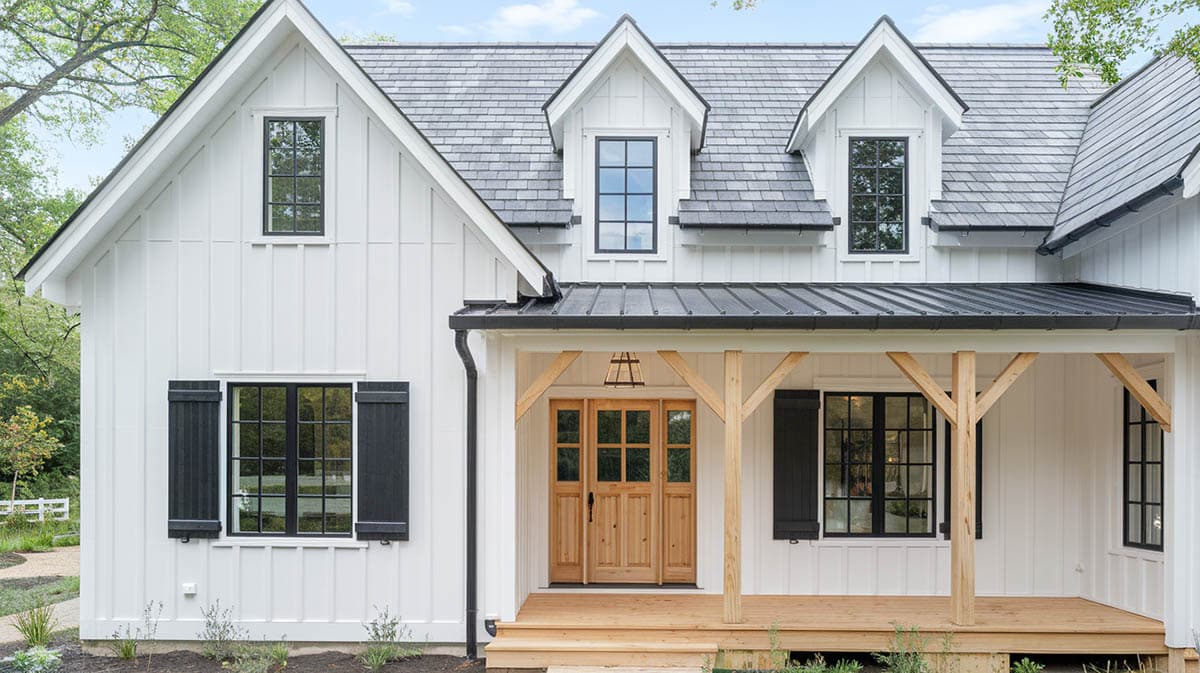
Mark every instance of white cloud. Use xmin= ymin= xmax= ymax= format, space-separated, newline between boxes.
xmin=482 ymin=0 xmax=600 ymax=39
xmin=914 ymin=0 xmax=1049 ymax=43
xmin=381 ymin=0 xmax=416 ymax=16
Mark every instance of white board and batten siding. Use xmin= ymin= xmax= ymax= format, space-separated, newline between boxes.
xmin=521 ymin=52 xmax=1060 ymax=285
xmin=75 ymin=35 xmax=516 ymax=642
xmin=511 ymin=351 xmax=1163 ymax=620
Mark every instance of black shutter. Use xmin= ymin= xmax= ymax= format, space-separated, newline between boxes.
xmin=773 ymin=390 xmax=821 ymax=540
xmin=167 ymin=381 xmax=222 ymax=540
xmin=941 ymin=419 xmax=983 ymax=540
xmin=355 ymin=382 xmax=410 ymax=541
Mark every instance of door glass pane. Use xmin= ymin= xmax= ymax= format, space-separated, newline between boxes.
xmin=1147 ymin=505 xmax=1162 ymax=547
xmin=233 ymin=496 xmax=259 ymax=533
xmin=556 ymin=409 xmax=580 ymax=444
xmin=597 ymin=447 xmax=621 ymax=481
xmin=824 ymin=500 xmax=848 ymax=534
xmin=667 ymin=410 xmax=692 ymax=444
xmin=1128 ymin=426 xmax=1142 ymax=460
xmin=597 ymin=411 xmax=621 ymax=444
xmin=1128 ymin=464 xmax=1142 ymax=501
xmin=261 ymin=386 xmax=286 ymax=421
xmin=261 ymin=497 xmax=286 ymax=533
xmin=1145 ymin=464 xmax=1162 ymax=503
xmin=626 ymin=410 xmax=650 ymax=443
xmin=297 ymin=497 xmax=324 ymax=533
xmin=885 ymin=397 xmax=907 ymax=428
xmin=907 ymin=466 xmax=930 ymax=497
xmin=1127 ymin=503 xmax=1142 ymax=542
xmin=325 ymin=498 xmax=351 ymax=534
xmin=1145 ymin=426 xmax=1161 ymax=462
xmin=235 ymin=386 xmax=259 ymax=421
xmin=849 ymin=396 xmax=872 ymax=428
xmin=908 ymin=397 xmax=931 ymax=428
xmin=884 ymin=500 xmax=908 ymax=533
xmin=557 ymin=447 xmax=580 ymax=482
xmin=625 ymin=447 xmax=650 ymax=482
xmin=667 ymin=448 xmax=690 ymax=482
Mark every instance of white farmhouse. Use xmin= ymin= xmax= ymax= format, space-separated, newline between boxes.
xmin=18 ymin=1 xmax=1200 ymax=669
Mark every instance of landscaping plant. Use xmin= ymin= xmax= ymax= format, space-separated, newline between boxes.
xmin=1012 ymin=658 xmax=1044 ymax=673
xmin=198 ymin=600 xmax=247 ymax=661
xmin=9 ymin=646 xmax=61 ymax=673
xmin=359 ymin=606 xmax=421 ymax=670
xmin=227 ymin=643 xmax=279 ymax=673
xmin=14 ymin=601 xmax=57 ymax=648
xmin=268 ymin=638 xmax=289 ymax=668
xmin=873 ymin=625 xmax=931 ymax=673
xmin=108 ymin=600 xmax=162 ymax=661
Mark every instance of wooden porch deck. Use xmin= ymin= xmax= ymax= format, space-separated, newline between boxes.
xmin=485 ymin=593 xmax=1167 ymax=669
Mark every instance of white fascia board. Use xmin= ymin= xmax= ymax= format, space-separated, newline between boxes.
xmin=786 ymin=19 xmax=966 ymax=152
xmin=283 ymin=3 xmax=550 ymax=295
xmin=1182 ymin=144 xmax=1200 ymax=199
xmin=25 ymin=0 xmax=551 ymax=299
xmin=544 ymin=19 xmax=708 ymax=152
xmin=23 ymin=0 xmax=295 ymax=295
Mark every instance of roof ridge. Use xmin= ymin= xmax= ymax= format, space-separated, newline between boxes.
xmin=342 ymin=40 xmax=1051 ymax=50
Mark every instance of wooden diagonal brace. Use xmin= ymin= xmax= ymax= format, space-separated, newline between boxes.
xmin=742 ymin=352 xmax=808 ymax=422
xmin=658 ymin=351 xmax=725 ymax=422
xmin=1096 ymin=353 xmax=1172 ymax=431
xmin=886 ymin=352 xmax=957 ymax=422
xmin=515 ymin=351 xmax=581 ymax=421
xmin=975 ymin=353 xmax=1038 ymax=418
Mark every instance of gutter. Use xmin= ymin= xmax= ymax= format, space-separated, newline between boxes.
xmin=1037 ymin=175 xmax=1185 ymax=255
xmin=453 ymin=330 xmax=479 ymax=660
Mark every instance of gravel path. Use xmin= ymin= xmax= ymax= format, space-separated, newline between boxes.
xmin=0 ymin=547 xmax=79 ymax=580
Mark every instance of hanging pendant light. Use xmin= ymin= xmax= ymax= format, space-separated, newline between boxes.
xmin=604 ymin=352 xmax=645 ymax=388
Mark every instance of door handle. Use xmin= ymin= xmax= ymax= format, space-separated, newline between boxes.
xmin=587 ymin=492 xmax=594 ymax=522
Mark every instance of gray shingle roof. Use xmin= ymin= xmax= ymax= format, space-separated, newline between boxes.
xmin=1042 ymin=56 xmax=1200 ymax=251
xmin=347 ymin=42 xmax=1106 ymax=230
xmin=449 ymin=281 xmax=1200 ymax=330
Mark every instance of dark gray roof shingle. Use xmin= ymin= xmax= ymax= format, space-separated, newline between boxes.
xmin=1042 ymin=56 xmax=1200 ymax=250
xmin=346 ymin=42 xmax=1106 ymax=231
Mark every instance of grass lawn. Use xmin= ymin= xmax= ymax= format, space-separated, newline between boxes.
xmin=0 ymin=575 xmax=79 ymax=616
xmin=0 ymin=517 xmax=79 ymax=554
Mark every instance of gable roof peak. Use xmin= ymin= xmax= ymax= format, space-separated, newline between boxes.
xmin=542 ymin=13 xmax=709 ymax=152
xmin=785 ymin=14 xmax=968 ymax=152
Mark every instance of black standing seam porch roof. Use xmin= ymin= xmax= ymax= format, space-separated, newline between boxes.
xmin=449 ymin=282 xmax=1200 ymax=331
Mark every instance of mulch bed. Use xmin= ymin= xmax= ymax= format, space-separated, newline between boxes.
xmin=48 ymin=639 xmax=486 ymax=673
xmin=0 ymin=553 xmax=25 ymax=571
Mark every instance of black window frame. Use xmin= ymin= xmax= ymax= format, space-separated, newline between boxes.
xmin=227 ymin=382 xmax=353 ymax=538
xmin=847 ymin=136 xmax=908 ymax=254
xmin=822 ymin=392 xmax=937 ymax=538
xmin=263 ymin=116 xmax=326 ymax=236
xmin=595 ymin=136 xmax=658 ymax=254
xmin=1123 ymin=380 xmax=1164 ymax=551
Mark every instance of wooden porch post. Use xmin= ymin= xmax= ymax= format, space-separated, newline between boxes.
xmin=724 ymin=350 xmax=743 ymax=624
xmin=951 ymin=351 xmax=977 ymax=626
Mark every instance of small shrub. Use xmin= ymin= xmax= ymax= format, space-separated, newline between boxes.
xmin=198 ymin=600 xmax=247 ymax=661
xmin=873 ymin=625 xmax=931 ymax=673
xmin=108 ymin=600 xmax=162 ymax=660
xmin=14 ymin=602 xmax=57 ymax=648
xmin=358 ymin=606 xmax=421 ymax=670
xmin=1012 ymin=658 xmax=1044 ymax=673
xmin=10 ymin=646 xmax=61 ymax=673
xmin=225 ymin=643 xmax=279 ymax=673
xmin=830 ymin=659 xmax=865 ymax=673
xmin=267 ymin=638 xmax=289 ymax=667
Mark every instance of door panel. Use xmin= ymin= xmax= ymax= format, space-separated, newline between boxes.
xmin=588 ymin=400 xmax=658 ymax=583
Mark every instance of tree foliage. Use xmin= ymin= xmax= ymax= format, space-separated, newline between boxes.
xmin=0 ymin=0 xmax=262 ymax=138
xmin=1047 ymin=0 xmax=1200 ymax=85
xmin=0 ymin=405 xmax=62 ymax=502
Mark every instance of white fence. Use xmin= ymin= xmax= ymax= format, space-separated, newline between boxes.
xmin=0 ymin=498 xmax=70 ymax=522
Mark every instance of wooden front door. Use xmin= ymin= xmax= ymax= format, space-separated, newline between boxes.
xmin=549 ymin=399 xmax=696 ymax=585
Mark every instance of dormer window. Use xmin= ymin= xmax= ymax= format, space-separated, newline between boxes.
xmin=849 ymin=137 xmax=907 ymax=253
xmin=596 ymin=138 xmax=656 ymax=253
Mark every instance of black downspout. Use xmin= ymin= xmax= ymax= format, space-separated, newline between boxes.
xmin=454 ymin=330 xmax=479 ymax=660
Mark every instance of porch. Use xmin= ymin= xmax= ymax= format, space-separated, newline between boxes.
xmin=485 ymin=593 xmax=1167 ymax=668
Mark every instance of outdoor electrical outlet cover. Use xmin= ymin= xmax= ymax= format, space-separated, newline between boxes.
xmin=182 ymin=583 xmax=197 ymax=596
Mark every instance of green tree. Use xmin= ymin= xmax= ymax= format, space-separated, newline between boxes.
xmin=0 ymin=405 xmax=62 ymax=502
xmin=1047 ymin=0 xmax=1200 ymax=85
xmin=1 ymin=0 xmax=263 ymax=137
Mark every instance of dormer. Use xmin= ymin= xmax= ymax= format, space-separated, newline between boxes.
xmin=545 ymin=15 xmax=709 ymax=259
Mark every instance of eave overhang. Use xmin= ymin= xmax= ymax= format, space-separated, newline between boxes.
xmin=785 ymin=15 xmax=969 ymax=153
xmin=543 ymin=15 xmax=710 ymax=153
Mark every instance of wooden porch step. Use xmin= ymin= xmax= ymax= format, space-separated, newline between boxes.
xmin=484 ymin=637 xmax=718 ymax=669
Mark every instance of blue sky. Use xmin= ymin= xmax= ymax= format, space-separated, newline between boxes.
xmin=38 ymin=0 xmax=1087 ymax=191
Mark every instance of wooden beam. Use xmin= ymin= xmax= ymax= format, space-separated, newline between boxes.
xmin=742 ymin=352 xmax=808 ymax=422
xmin=515 ymin=351 xmax=581 ymax=422
xmin=886 ymin=352 xmax=957 ymax=422
xmin=951 ymin=351 xmax=977 ymax=627
xmin=658 ymin=351 xmax=726 ymax=422
xmin=975 ymin=353 xmax=1038 ymax=418
xmin=1096 ymin=353 xmax=1173 ymax=431
xmin=723 ymin=350 xmax=743 ymax=624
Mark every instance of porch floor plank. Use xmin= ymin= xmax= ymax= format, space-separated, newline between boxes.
xmin=486 ymin=594 xmax=1167 ymax=669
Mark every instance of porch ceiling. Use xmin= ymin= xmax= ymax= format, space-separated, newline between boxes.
xmin=450 ymin=282 xmax=1200 ymax=331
